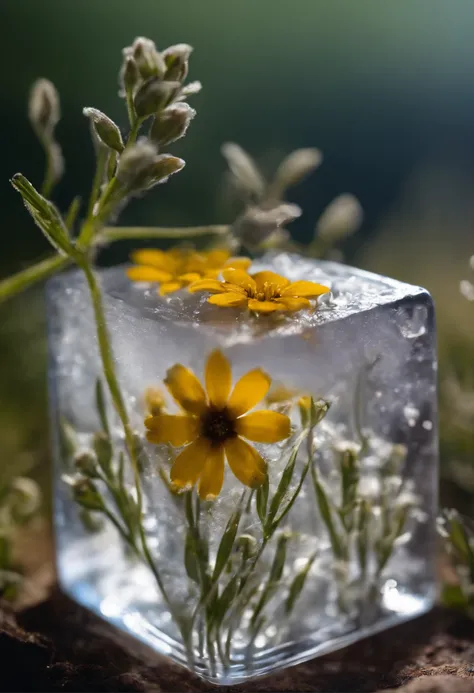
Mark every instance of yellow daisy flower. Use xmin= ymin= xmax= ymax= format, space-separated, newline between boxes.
xmin=127 ymin=248 xmax=251 ymax=296
xmin=189 ymin=269 xmax=330 ymax=313
xmin=144 ymin=350 xmax=291 ymax=500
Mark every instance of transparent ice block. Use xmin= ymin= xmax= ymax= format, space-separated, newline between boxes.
xmin=47 ymin=252 xmax=438 ymax=684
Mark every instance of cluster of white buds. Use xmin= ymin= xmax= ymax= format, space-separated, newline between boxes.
xmin=221 ymin=141 xmax=363 ymax=254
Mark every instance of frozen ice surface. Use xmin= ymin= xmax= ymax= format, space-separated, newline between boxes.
xmin=48 ymin=252 xmax=438 ymax=684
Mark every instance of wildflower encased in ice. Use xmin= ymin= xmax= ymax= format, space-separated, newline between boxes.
xmin=190 ymin=268 xmax=330 ymax=313
xmin=144 ymin=350 xmax=291 ymax=499
xmin=127 ymin=248 xmax=251 ymax=295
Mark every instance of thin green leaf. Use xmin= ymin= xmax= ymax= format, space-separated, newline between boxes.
xmin=118 ymin=451 xmax=125 ymax=491
xmin=65 ymin=196 xmax=81 ymax=231
xmin=95 ymin=378 xmax=110 ymax=436
xmin=212 ymin=492 xmax=245 ymax=581
xmin=212 ymin=573 xmax=239 ymax=630
xmin=184 ymin=529 xmax=200 ymax=583
xmin=266 ymin=435 xmax=304 ymax=529
xmin=256 ymin=476 xmax=269 ymax=525
xmin=340 ymin=448 xmax=359 ymax=532
xmin=250 ymin=533 xmax=289 ymax=628
xmin=10 ymin=174 xmax=73 ymax=256
xmin=357 ymin=500 xmax=370 ymax=579
xmin=312 ymin=467 xmax=344 ymax=560
xmin=271 ymin=452 xmax=312 ymax=533
xmin=285 ymin=552 xmax=317 ymax=614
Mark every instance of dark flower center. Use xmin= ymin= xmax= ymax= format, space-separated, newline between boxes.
xmin=200 ymin=407 xmax=236 ymax=443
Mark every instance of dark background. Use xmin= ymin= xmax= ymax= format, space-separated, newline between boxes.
xmin=1 ymin=0 xmax=474 ymax=499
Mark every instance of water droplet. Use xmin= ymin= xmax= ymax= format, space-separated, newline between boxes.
xmin=422 ymin=420 xmax=433 ymax=431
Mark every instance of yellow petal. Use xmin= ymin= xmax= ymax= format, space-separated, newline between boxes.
xmin=221 ymin=268 xmax=256 ymax=294
xmin=247 ymin=299 xmax=285 ymax=313
xmin=198 ymin=445 xmax=225 ymax=500
xmin=159 ymin=281 xmax=183 ymax=295
xmin=275 ymin=296 xmax=311 ymax=312
xmin=224 ymin=257 xmax=252 ymax=271
xmin=252 ymin=271 xmax=290 ymax=291
xmin=170 ymin=437 xmax=211 ymax=489
xmin=224 ymin=437 xmax=266 ymax=488
xmin=131 ymin=249 xmax=169 ymax=269
xmin=144 ymin=414 xmax=199 ymax=446
xmin=204 ymin=249 xmax=231 ymax=267
xmin=127 ymin=266 xmax=172 ymax=283
xmin=235 ymin=410 xmax=291 ymax=443
xmin=228 ymin=368 xmax=271 ymax=417
xmin=208 ymin=292 xmax=248 ymax=308
xmin=165 ymin=364 xmax=207 ymax=415
xmin=266 ymin=385 xmax=298 ymax=405
xmin=188 ymin=279 xmax=224 ymax=294
xmin=205 ymin=350 xmax=232 ymax=407
xmin=281 ymin=281 xmax=330 ymax=298
xmin=179 ymin=272 xmax=202 ymax=285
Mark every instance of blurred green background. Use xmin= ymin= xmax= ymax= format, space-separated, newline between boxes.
xmin=1 ymin=0 xmax=474 ymax=508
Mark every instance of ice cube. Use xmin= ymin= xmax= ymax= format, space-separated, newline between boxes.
xmin=48 ymin=252 xmax=438 ymax=684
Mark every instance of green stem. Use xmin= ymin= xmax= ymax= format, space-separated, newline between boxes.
xmin=80 ymin=258 xmax=183 ymax=633
xmin=0 ymin=255 xmax=71 ymax=302
xmin=97 ymin=225 xmax=231 ymax=244
xmin=0 ymin=225 xmax=231 ymax=304
xmin=87 ymin=147 xmax=108 ymax=220
xmin=40 ymin=138 xmax=57 ymax=199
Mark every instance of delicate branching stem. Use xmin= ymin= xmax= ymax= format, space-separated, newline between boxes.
xmin=0 ymin=255 xmax=71 ymax=302
xmin=87 ymin=147 xmax=108 ymax=220
xmin=98 ymin=225 xmax=231 ymax=244
xmin=0 ymin=225 xmax=231 ymax=304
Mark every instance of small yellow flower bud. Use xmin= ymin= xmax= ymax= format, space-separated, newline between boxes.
xmin=145 ymin=387 xmax=166 ymax=416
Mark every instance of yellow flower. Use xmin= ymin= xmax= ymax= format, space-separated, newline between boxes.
xmin=144 ymin=350 xmax=291 ymax=500
xmin=200 ymin=249 xmax=251 ymax=277
xmin=189 ymin=269 xmax=330 ymax=313
xmin=127 ymin=247 xmax=251 ymax=295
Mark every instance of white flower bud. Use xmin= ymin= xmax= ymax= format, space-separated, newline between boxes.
xmin=134 ymin=78 xmax=181 ymax=118
xmin=316 ymin=194 xmax=363 ymax=243
xmin=162 ymin=43 xmax=193 ymax=82
xmin=150 ymin=102 xmax=196 ymax=146
xmin=116 ymin=139 xmax=158 ymax=187
xmin=83 ymin=107 xmax=124 ymax=152
xmin=28 ymin=78 xmax=60 ymax=137
xmin=131 ymin=37 xmax=166 ymax=79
